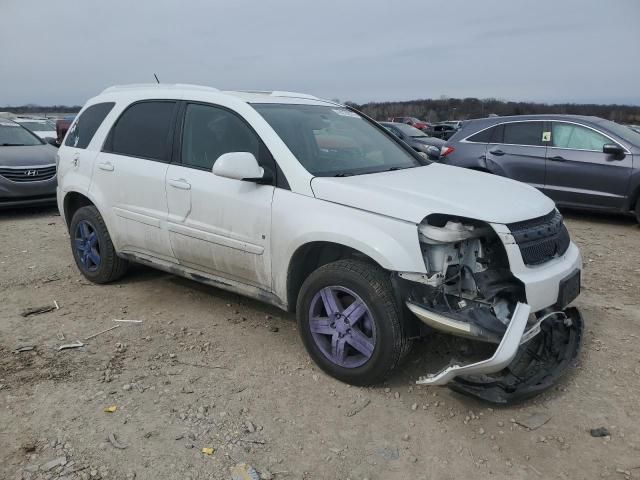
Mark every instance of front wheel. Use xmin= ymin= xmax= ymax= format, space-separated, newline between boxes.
xmin=296 ymin=259 xmax=411 ymax=386
xmin=69 ymin=206 xmax=128 ymax=283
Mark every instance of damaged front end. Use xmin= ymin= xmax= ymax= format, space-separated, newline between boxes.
xmin=400 ymin=214 xmax=583 ymax=404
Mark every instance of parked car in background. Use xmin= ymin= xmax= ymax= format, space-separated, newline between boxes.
xmin=440 ymin=120 xmax=464 ymax=130
xmin=387 ymin=116 xmax=429 ymax=131
xmin=56 ymin=84 xmax=584 ymax=403
xmin=380 ymin=122 xmax=444 ymax=159
xmin=425 ymin=122 xmax=459 ymax=140
xmin=12 ymin=117 xmax=57 ymax=140
xmin=56 ymin=115 xmax=76 ymax=146
xmin=442 ymin=114 xmax=640 ymax=222
xmin=0 ymin=119 xmax=58 ymax=208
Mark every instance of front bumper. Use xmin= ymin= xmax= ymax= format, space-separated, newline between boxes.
xmin=409 ymin=302 xmax=583 ymax=403
xmin=491 ymin=222 xmax=582 ymax=313
xmin=0 ymin=174 xmax=57 ymax=209
xmin=450 ymin=307 xmax=583 ymax=403
xmin=413 ymin=302 xmax=531 ymax=385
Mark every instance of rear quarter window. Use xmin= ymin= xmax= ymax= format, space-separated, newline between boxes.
xmin=465 ymin=125 xmax=495 ymax=143
xmin=65 ymin=102 xmax=115 ymax=149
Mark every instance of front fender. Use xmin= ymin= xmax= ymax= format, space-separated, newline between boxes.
xmin=271 ymin=189 xmax=426 ymax=304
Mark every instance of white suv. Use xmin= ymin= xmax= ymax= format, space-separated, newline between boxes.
xmin=57 ymin=84 xmax=583 ymax=403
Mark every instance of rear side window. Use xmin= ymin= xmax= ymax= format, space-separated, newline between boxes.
xmin=466 ymin=126 xmax=495 ymax=143
xmin=65 ymin=102 xmax=114 ymax=149
xmin=501 ymin=122 xmax=543 ymax=146
xmin=551 ymin=122 xmax=611 ymax=151
xmin=105 ymin=101 xmax=176 ymax=161
xmin=181 ymin=103 xmax=260 ymax=170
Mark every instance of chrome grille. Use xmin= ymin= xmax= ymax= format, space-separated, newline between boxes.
xmin=0 ymin=165 xmax=57 ymax=182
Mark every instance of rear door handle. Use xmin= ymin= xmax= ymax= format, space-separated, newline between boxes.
xmin=169 ymin=178 xmax=191 ymax=190
xmin=489 ymin=149 xmax=505 ymax=156
xmin=548 ymin=156 xmax=566 ymax=162
xmin=97 ymin=162 xmax=114 ymax=171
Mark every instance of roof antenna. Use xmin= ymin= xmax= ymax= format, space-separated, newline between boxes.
xmin=153 ymin=73 xmax=160 ymax=84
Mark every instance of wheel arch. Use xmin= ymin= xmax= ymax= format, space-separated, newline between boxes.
xmin=62 ymin=191 xmax=96 ymax=230
xmin=286 ymin=241 xmax=385 ymax=313
xmin=628 ymin=178 xmax=640 ymax=214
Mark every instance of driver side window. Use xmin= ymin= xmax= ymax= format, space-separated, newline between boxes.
xmin=551 ymin=123 xmax=610 ymax=151
xmin=181 ymin=103 xmax=260 ymax=170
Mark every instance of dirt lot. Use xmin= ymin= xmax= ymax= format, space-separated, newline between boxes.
xmin=1 ymin=207 xmax=639 ymax=480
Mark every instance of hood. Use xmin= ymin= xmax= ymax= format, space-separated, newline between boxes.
xmin=0 ymin=144 xmax=58 ymax=167
xmin=310 ymin=163 xmax=555 ymax=224
xmin=33 ymin=131 xmax=57 ymax=140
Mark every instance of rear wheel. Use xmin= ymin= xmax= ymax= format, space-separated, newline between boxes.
xmin=635 ymin=196 xmax=640 ymax=224
xmin=296 ymin=259 xmax=411 ymax=386
xmin=70 ymin=206 xmax=128 ymax=283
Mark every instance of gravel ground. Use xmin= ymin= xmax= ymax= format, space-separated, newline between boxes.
xmin=1 ymin=206 xmax=639 ymax=480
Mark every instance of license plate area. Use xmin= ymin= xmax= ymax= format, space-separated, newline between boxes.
xmin=557 ymin=269 xmax=580 ymax=308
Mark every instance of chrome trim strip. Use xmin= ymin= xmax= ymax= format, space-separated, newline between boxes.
xmin=460 ymin=119 xmax=630 ymax=154
xmin=0 ymin=164 xmax=56 ymax=170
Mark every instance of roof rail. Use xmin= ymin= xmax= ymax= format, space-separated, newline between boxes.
xmin=233 ymin=90 xmax=320 ymax=100
xmin=100 ymin=83 xmax=219 ymax=95
xmin=269 ymin=91 xmax=319 ymax=100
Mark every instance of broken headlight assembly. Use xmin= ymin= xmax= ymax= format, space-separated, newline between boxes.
xmin=400 ymin=215 xmax=583 ymax=404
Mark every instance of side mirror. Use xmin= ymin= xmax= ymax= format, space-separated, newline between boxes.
xmin=602 ymin=143 xmax=625 ymax=159
xmin=44 ymin=137 xmax=59 ymax=147
xmin=426 ymin=145 xmax=441 ymax=159
xmin=212 ymin=152 xmax=270 ymax=183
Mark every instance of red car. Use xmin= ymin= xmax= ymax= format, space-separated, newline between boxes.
xmin=388 ymin=116 xmax=429 ymax=131
xmin=55 ymin=115 xmax=76 ymax=145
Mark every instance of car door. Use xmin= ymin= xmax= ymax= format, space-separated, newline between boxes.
xmin=544 ymin=121 xmax=632 ymax=210
xmin=165 ymin=102 xmax=275 ymax=288
xmin=484 ymin=121 xmax=546 ymax=189
xmin=91 ymin=100 xmax=178 ymax=261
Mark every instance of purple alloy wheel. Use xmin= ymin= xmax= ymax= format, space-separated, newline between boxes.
xmin=74 ymin=219 xmax=101 ymax=272
xmin=308 ymin=286 xmax=377 ymax=368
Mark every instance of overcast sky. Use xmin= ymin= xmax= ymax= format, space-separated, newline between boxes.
xmin=1 ymin=0 xmax=639 ymax=106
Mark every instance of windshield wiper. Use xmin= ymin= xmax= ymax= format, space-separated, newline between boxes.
xmin=333 ymin=172 xmax=354 ymax=177
xmin=1 ymin=143 xmax=26 ymax=146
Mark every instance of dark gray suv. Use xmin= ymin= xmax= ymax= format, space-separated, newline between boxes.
xmin=442 ymin=115 xmax=640 ymax=222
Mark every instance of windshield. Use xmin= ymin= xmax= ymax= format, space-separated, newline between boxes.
xmin=594 ymin=119 xmax=640 ymax=146
xmin=0 ymin=122 xmax=43 ymax=146
xmin=17 ymin=121 xmax=55 ymax=132
xmin=253 ymin=104 xmax=425 ymax=176
xmin=390 ymin=123 xmax=427 ymax=137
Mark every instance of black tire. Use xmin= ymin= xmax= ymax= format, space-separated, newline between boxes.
xmin=69 ymin=205 xmax=128 ymax=283
xmin=296 ymin=259 xmax=412 ymax=386
xmin=635 ymin=196 xmax=640 ymax=224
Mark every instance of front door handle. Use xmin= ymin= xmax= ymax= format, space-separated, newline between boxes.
xmin=169 ymin=178 xmax=191 ymax=190
xmin=97 ymin=162 xmax=114 ymax=171
xmin=548 ymin=156 xmax=566 ymax=162
xmin=489 ymin=149 xmax=505 ymax=156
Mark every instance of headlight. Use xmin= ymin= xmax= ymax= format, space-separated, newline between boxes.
xmin=419 ymin=217 xmax=491 ymax=244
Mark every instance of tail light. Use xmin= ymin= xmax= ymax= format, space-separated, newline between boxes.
xmin=440 ymin=146 xmax=455 ymax=157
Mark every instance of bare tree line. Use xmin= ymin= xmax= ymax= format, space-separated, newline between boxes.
xmin=345 ymin=97 xmax=640 ymax=124
xmin=4 ymin=98 xmax=640 ymax=124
